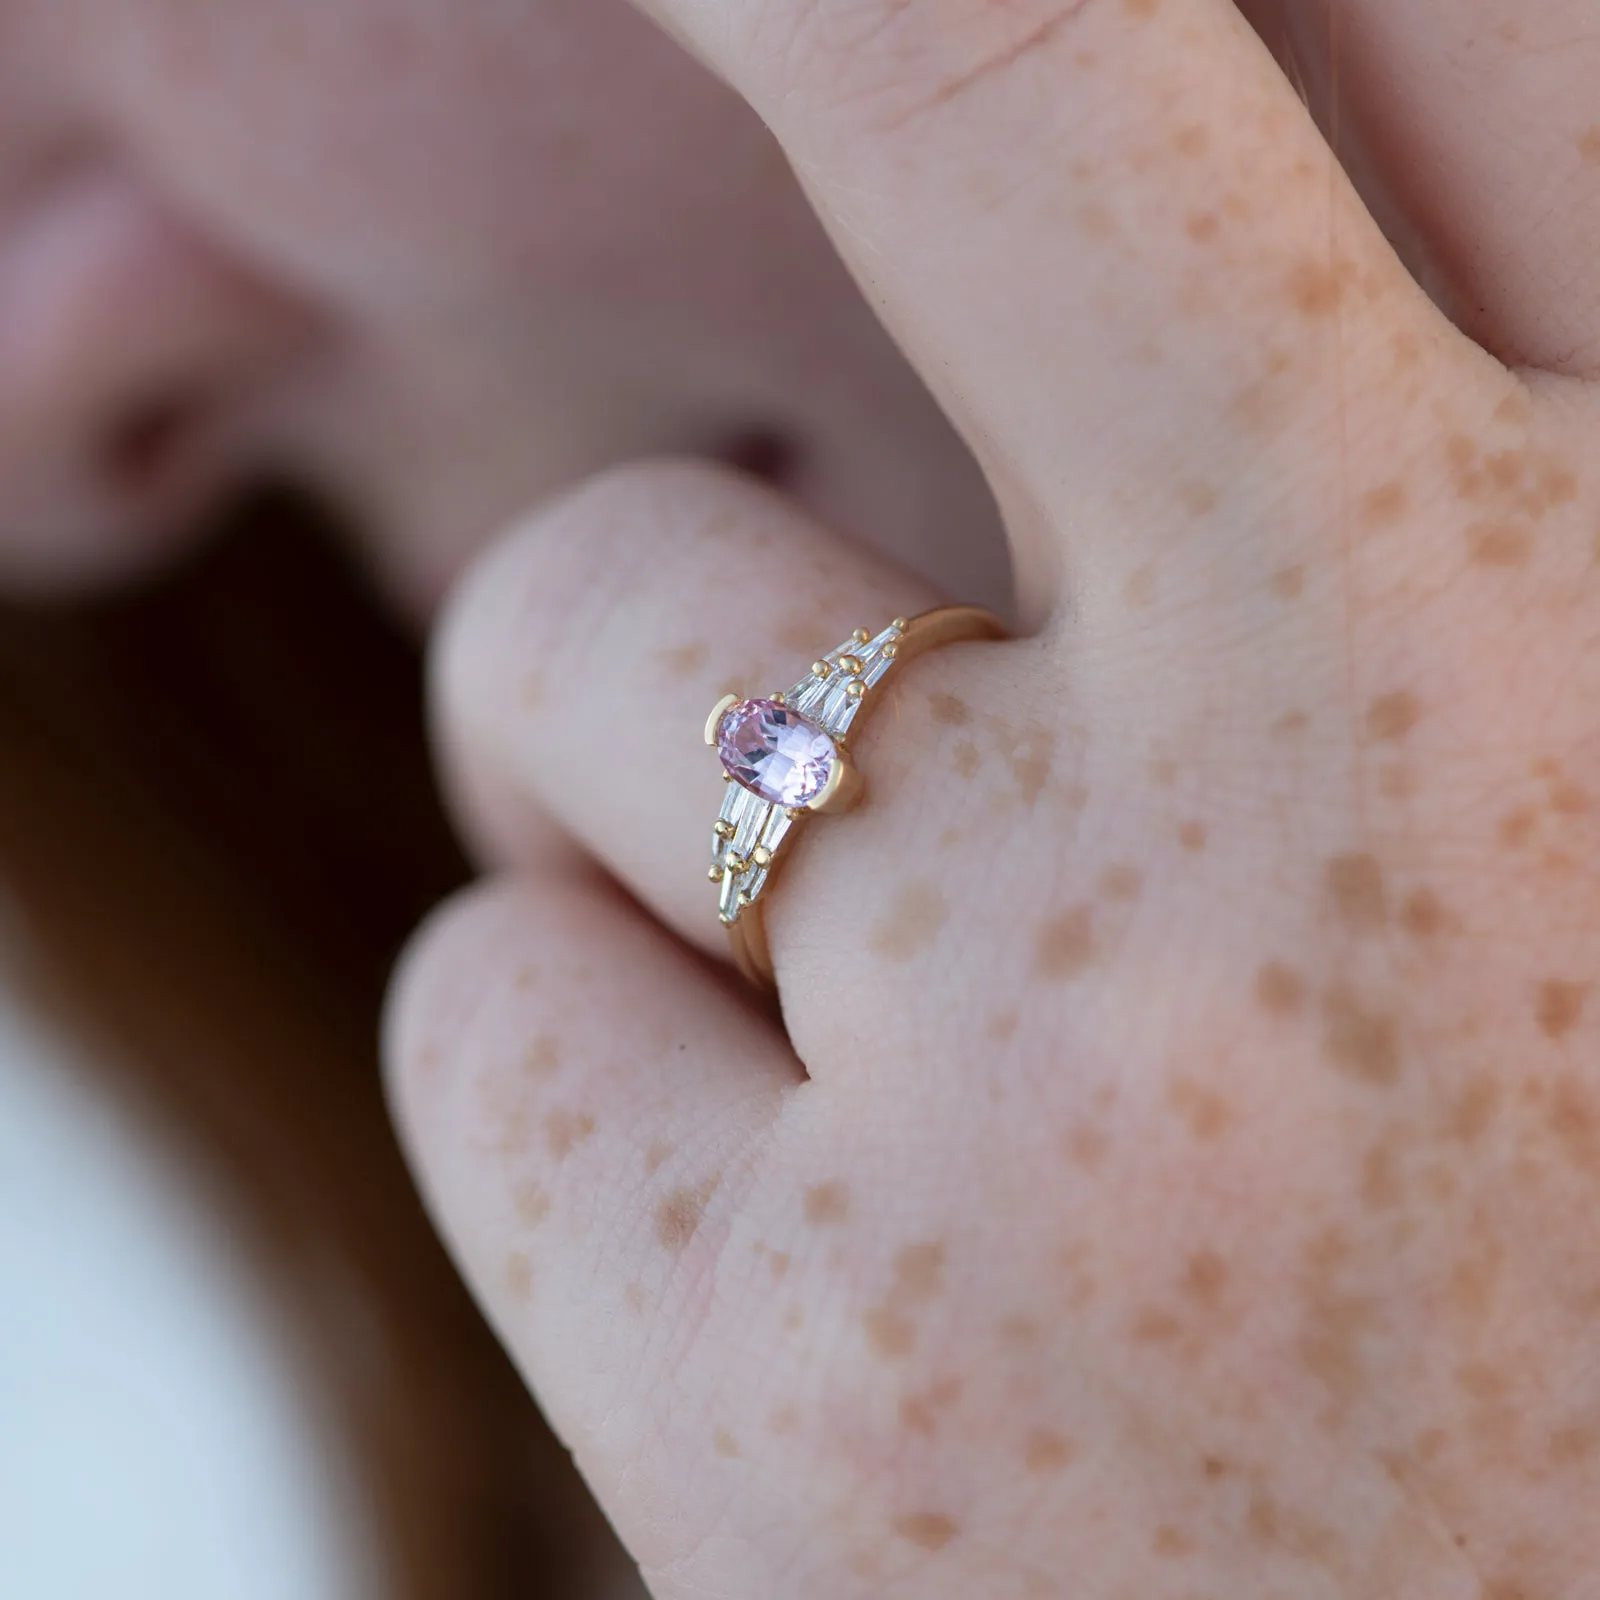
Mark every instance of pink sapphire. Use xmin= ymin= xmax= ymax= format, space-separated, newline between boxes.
xmin=716 ymin=698 xmax=837 ymax=807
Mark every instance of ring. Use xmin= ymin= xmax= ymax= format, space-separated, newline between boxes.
xmin=704 ymin=605 xmax=1008 ymax=989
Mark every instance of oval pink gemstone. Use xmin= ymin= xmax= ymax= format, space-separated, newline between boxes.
xmin=717 ymin=698 xmax=837 ymax=806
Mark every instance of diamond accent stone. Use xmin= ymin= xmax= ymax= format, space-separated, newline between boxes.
xmin=716 ymin=698 xmax=838 ymax=807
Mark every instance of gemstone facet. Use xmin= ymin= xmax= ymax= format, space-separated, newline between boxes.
xmin=715 ymin=698 xmax=837 ymax=807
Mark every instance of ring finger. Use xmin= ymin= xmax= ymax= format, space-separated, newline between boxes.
xmin=433 ymin=456 xmax=964 ymax=970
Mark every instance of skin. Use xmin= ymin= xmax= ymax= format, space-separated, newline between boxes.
xmin=6 ymin=0 xmax=1600 ymax=1595
xmin=384 ymin=2 xmax=1600 ymax=1598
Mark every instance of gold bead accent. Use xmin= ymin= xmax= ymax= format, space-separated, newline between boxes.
xmin=726 ymin=853 xmax=747 ymax=875
xmin=737 ymin=890 xmax=753 ymax=908
xmin=811 ymin=660 xmax=832 ymax=678
xmin=846 ymin=680 xmax=867 ymax=700
xmin=853 ymin=627 xmax=871 ymax=644
xmin=881 ymin=642 xmax=898 ymax=660
xmin=891 ymin=617 xmax=909 ymax=632
xmin=708 ymin=864 xmax=724 ymax=883
xmin=715 ymin=819 xmax=736 ymax=840
xmin=787 ymin=807 xmax=804 ymax=822
xmin=752 ymin=845 xmax=773 ymax=868
xmin=770 ymin=690 xmax=786 ymax=705
xmin=839 ymin=654 xmax=864 ymax=676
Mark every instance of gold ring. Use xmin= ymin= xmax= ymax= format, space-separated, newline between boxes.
xmin=704 ymin=605 xmax=1008 ymax=989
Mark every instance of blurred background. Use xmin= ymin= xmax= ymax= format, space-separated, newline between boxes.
xmin=0 ymin=492 xmax=638 ymax=1599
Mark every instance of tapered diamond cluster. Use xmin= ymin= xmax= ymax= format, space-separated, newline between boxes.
xmin=708 ymin=620 xmax=904 ymax=925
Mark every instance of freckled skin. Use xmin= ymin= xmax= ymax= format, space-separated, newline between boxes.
xmin=376 ymin=2 xmax=1600 ymax=1594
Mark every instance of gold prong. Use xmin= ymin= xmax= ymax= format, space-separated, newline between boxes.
xmin=752 ymin=845 xmax=773 ymax=868
xmin=846 ymin=679 xmax=867 ymax=700
xmin=704 ymin=693 xmax=740 ymax=746
xmin=811 ymin=660 xmax=832 ymax=678
xmin=726 ymin=853 xmax=747 ymax=875
xmin=723 ymin=771 xmax=735 ymax=783
xmin=809 ymin=750 xmax=865 ymax=815
xmin=715 ymin=819 xmax=736 ymax=840
xmin=881 ymin=642 xmax=898 ymax=660
xmin=719 ymin=911 xmax=737 ymax=926
xmin=786 ymin=807 xmax=804 ymax=822
xmin=708 ymin=864 xmax=724 ymax=883
xmin=839 ymin=654 xmax=864 ymax=676
xmin=853 ymin=627 xmax=871 ymax=644
xmin=770 ymin=690 xmax=786 ymax=705
xmin=891 ymin=616 xmax=909 ymax=632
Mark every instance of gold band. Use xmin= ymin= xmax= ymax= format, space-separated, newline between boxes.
xmin=706 ymin=604 xmax=1008 ymax=990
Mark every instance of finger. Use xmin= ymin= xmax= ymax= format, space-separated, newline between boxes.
xmin=433 ymin=457 xmax=943 ymax=957
xmin=1244 ymin=0 xmax=1600 ymax=377
xmin=384 ymin=867 xmax=798 ymax=1583
xmin=640 ymin=0 xmax=1483 ymax=599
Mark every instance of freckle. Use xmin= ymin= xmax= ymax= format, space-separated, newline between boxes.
xmin=1271 ymin=565 xmax=1305 ymax=600
xmin=1178 ymin=820 xmax=1207 ymax=852
xmin=1391 ymin=332 xmax=1421 ymax=369
xmin=514 ymin=966 xmax=537 ymax=990
xmin=1124 ymin=563 xmax=1157 ymax=607
xmin=624 ymin=1283 xmax=646 ymax=1314
xmin=782 ymin=1306 xmax=803 ymax=1331
xmin=1150 ymin=758 xmax=1178 ymax=786
xmin=1364 ymin=692 xmax=1422 ymax=747
xmin=655 ymin=1175 xmax=720 ymax=1251
xmin=1172 ymin=124 xmax=1209 ymax=158
xmin=1026 ymin=1430 xmax=1074 ymax=1473
xmin=1256 ymin=962 xmax=1307 ymax=1017
xmin=1401 ymin=887 xmax=1446 ymax=938
xmin=1132 ymin=1307 xmax=1182 ymax=1342
xmin=1000 ymin=1314 xmax=1041 ymax=1345
xmin=870 ymin=881 xmax=949 ymax=961
xmin=1360 ymin=480 xmax=1409 ymax=527
xmin=768 ymin=1406 xmax=798 ymax=1435
xmin=504 ymin=1252 xmax=533 ymax=1300
xmin=644 ymin=1140 xmax=674 ymax=1177
xmin=951 ymin=739 xmax=980 ymax=778
xmin=1500 ymin=807 xmax=1538 ymax=848
xmin=864 ymin=1307 xmax=915 ymax=1359
xmin=1035 ymin=906 xmax=1097 ymax=979
xmin=1538 ymin=980 xmax=1589 ymax=1040
xmin=1322 ymin=985 xmax=1402 ymax=1086
xmin=1468 ymin=522 xmax=1533 ymax=566
xmin=1550 ymin=779 xmax=1590 ymax=815
xmin=1275 ymin=709 xmax=1309 ymax=735
xmin=930 ymin=692 xmax=972 ymax=727
xmin=660 ymin=641 xmax=708 ymax=676
xmin=1077 ymin=202 xmax=1115 ymax=239
xmin=1580 ymin=126 xmax=1600 ymax=164
xmin=1185 ymin=211 xmax=1219 ymax=244
xmin=1100 ymin=864 xmax=1142 ymax=901
xmin=805 ymin=1182 xmax=851 ymax=1226
xmin=513 ymin=1179 xmax=551 ymax=1227
xmin=1202 ymin=1455 xmax=1230 ymax=1480
xmin=1326 ymin=853 xmax=1387 ymax=930
xmin=710 ymin=1428 xmax=741 ymax=1459
xmin=521 ymin=674 xmax=546 ymax=709
xmin=1361 ymin=1140 xmax=1402 ymax=1210
xmin=544 ymin=1109 xmax=597 ymax=1161
xmin=1167 ymin=1077 xmax=1234 ymax=1140
xmin=1123 ymin=0 xmax=1159 ymax=17
xmin=524 ymin=1035 xmax=561 ymax=1076
xmin=987 ymin=1009 xmax=1019 ymax=1043
xmin=1153 ymin=1526 xmax=1194 ymax=1558
xmin=1074 ymin=49 xmax=1097 ymax=69
xmin=1542 ymin=465 xmax=1579 ymax=507
xmin=1551 ymin=1424 xmax=1599 ymax=1463
xmin=894 ymin=1513 xmax=957 ymax=1552
xmin=1286 ymin=258 xmax=1351 ymax=318
xmin=1010 ymin=725 xmax=1055 ymax=805
xmin=1447 ymin=1075 xmax=1501 ymax=1143
xmin=1183 ymin=1250 xmax=1229 ymax=1305
xmin=1179 ymin=480 xmax=1219 ymax=514
xmin=1066 ymin=1124 xmax=1108 ymax=1168
xmin=893 ymin=1243 xmax=947 ymax=1301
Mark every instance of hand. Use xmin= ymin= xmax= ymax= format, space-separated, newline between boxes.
xmin=386 ymin=2 xmax=1600 ymax=1594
